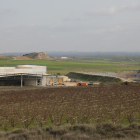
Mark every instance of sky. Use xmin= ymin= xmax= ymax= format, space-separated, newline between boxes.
xmin=0 ymin=0 xmax=140 ymax=53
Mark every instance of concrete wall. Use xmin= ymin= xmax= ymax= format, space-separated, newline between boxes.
xmin=42 ymin=76 xmax=47 ymax=86
xmin=57 ymin=76 xmax=68 ymax=82
xmin=0 ymin=67 xmax=15 ymax=73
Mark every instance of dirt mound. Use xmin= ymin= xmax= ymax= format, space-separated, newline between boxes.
xmin=23 ymin=52 xmax=53 ymax=60
xmin=117 ymin=71 xmax=134 ymax=78
xmin=0 ymin=54 xmax=7 ymax=59
xmin=34 ymin=52 xmax=53 ymax=60
xmin=14 ymin=56 xmax=33 ymax=60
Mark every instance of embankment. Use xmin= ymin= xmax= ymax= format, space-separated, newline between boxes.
xmin=67 ymin=72 xmax=121 ymax=83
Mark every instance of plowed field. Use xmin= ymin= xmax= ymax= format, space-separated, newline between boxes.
xmin=0 ymin=85 xmax=140 ymax=131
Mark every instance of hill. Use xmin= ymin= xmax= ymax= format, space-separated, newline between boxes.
xmin=0 ymin=54 xmax=7 ymax=59
xmin=14 ymin=56 xmax=33 ymax=60
xmin=23 ymin=52 xmax=53 ymax=60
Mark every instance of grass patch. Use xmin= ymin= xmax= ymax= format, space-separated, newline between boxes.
xmin=0 ymin=56 xmax=140 ymax=75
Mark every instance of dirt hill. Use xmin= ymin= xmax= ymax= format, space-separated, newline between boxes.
xmin=0 ymin=54 xmax=7 ymax=59
xmin=14 ymin=56 xmax=33 ymax=60
xmin=23 ymin=52 xmax=53 ymax=60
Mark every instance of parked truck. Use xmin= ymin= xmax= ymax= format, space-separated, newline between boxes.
xmin=77 ymin=83 xmax=87 ymax=86
xmin=88 ymin=82 xmax=93 ymax=85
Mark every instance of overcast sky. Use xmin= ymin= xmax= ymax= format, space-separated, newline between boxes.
xmin=0 ymin=0 xmax=140 ymax=53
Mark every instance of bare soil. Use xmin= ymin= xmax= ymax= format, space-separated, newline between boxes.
xmin=13 ymin=56 xmax=33 ymax=60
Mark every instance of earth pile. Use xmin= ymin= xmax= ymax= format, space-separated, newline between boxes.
xmin=23 ymin=52 xmax=53 ymax=60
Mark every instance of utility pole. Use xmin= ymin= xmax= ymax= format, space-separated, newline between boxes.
xmin=21 ymin=74 xmax=23 ymax=87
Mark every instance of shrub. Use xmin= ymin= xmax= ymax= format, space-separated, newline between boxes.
xmin=7 ymin=133 xmax=29 ymax=140
xmin=102 ymin=123 xmax=116 ymax=132
xmin=61 ymin=133 xmax=91 ymax=140
xmin=50 ymin=128 xmax=69 ymax=136
xmin=73 ymin=124 xmax=96 ymax=134
xmin=114 ymin=132 xmax=126 ymax=139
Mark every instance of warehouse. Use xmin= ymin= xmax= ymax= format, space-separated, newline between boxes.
xmin=0 ymin=65 xmax=48 ymax=87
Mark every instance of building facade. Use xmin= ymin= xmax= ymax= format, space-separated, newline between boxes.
xmin=0 ymin=65 xmax=47 ymax=86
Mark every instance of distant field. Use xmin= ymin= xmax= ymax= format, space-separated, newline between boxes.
xmin=0 ymin=56 xmax=140 ymax=75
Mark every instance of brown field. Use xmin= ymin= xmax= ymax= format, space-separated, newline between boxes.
xmin=1 ymin=85 xmax=140 ymax=139
xmin=0 ymin=85 xmax=140 ymax=131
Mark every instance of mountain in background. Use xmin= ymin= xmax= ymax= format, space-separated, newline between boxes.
xmin=2 ymin=52 xmax=28 ymax=56
xmin=2 ymin=51 xmax=140 ymax=58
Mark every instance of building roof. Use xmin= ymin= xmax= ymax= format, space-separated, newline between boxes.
xmin=0 ymin=65 xmax=46 ymax=69
xmin=0 ymin=72 xmax=50 ymax=78
xmin=0 ymin=67 xmax=15 ymax=69
xmin=16 ymin=65 xmax=46 ymax=68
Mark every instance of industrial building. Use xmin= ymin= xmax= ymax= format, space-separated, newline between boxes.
xmin=61 ymin=57 xmax=68 ymax=59
xmin=0 ymin=65 xmax=48 ymax=87
xmin=0 ymin=65 xmax=69 ymax=87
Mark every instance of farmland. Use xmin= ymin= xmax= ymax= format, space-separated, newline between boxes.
xmin=0 ymin=85 xmax=140 ymax=132
xmin=1 ymin=56 xmax=140 ymax=139
xmin=0 ymin=56 xmax=140 ymax=75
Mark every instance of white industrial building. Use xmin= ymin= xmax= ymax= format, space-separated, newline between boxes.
xmin=61 ymin=57 xmax=68 ymax=59
xmin=0 ymin=65 xmax=48 ymax=87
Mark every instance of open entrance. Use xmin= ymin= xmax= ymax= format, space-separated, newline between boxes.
xmin=0 ymin=73 xmax=45 ymax=87
xmin=0 ymin=80 xmax=25 ymax=86
xmin=37 ymin=79 xmax=41 ymax=85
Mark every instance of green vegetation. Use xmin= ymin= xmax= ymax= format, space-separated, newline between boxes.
xmin=67 ymin=72 xmax=121 ymax=83
xmin=0 ymin=55 xmax=140 ymax=75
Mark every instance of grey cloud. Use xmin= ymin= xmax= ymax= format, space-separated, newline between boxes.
xmin=119 ymin=3 xmax=140 ymax=12
xmin=63 ymin=17 xmax=91 ymax=22
xmin=1 ymin=0 xmax=140 ymax=52
xmin=0 ymin=24 xmax=80 ymax=36
xmin=84 ymin=25 xmax=122 ymax=35
xmin=0 ymin=9 xmax=17 ymax=15
xmin=87 ymin=6 xmax=117 ymax=16
xmin=63 ymin=3 xmax=140 ymax=22
xmin=86 ymin=3 xmax=140 ymax=16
